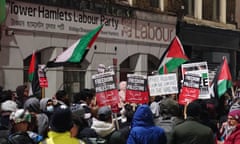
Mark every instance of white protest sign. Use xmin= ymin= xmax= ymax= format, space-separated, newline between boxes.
xmin=148 ymin=73 xmax=178 ymax=96
xmin=181 ymin=61 xmax=210 ymax=99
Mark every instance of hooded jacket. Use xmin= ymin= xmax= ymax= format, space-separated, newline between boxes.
xmin=127 ymin=104 xmax=166 ymax=144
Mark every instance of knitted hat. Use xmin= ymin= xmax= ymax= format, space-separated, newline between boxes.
xmin=97 ymin=106 xmax=112 ymax=121
xmin=229 ymin=110 xmax=240 ymax=123
xmin=1 ymin=100 xmax=17 ymax=112
xmin=9 ymin=109 xmax=31 ymax=124
xmin=50 ymin=105 xmax=73 ymax=132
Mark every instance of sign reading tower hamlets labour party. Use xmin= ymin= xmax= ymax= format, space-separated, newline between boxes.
xmin=92 ymin=71 xmax=119 ymax=107
xmin=125 ymin=74 xmax=148 ymax=104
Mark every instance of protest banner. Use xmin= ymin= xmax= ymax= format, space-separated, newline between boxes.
xmin=181 ymin=61 xmax=210 ymax=99
xmin=38 ymin=64 xmax=48 ymax=88
xmin=125 ymin=74 xmax=148 ymax=104
xmin=148 ymin=73 xmax=178 ymax=96
xmin=178 ymin=74 xmax=201 ymax=105
xmin=92 ymin=71 xmax=119 ymax=107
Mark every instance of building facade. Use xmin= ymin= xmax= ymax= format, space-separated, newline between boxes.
xmin=1 ymin=0 xmax=240 ymax=98
xmin=0 ymin=0 xmax=177 ymax=97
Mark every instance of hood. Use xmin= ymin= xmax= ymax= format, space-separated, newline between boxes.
xmin=132 ymin=104 xmax=154 ymax=128
xmin=40 ymin=98 xmax=51 ymax=111
xmin=24 ymin=97 xmax=40 ymax=113
xmin=91 ymin=117 xmax=115 ymax=137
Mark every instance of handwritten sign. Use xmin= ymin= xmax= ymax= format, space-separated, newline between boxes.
xmin=148 ymin=73 xmax=178 ymax=96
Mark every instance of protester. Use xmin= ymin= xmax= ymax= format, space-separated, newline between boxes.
xmin=73 ymin=89 xmax=97 ymax=126
xmin=40 ymin=97 xmax=54 ymax=119
xmin=149 ymin=96 xmax=162 ymax=118
xmin=0 ymin=100 xmax=17 ymax=137
xmin=155 ymin=98 xmax=184 ymax=144
xmin=24 ymin=97 xmax=49 ymax=138
xmin=91 ymin=106 xmax=115 ymax=142
xmin=70 ymin=103 xmax=98 ymax=140
xmin=15 ymin=85 xmax=29 ymax=108
xmin=109 ymin=104 xmax=135 ymax=144
xmin=0 ymin=90 xmax=15 ymax=103
xmin=170 ymin=100 xmax=215 ymax=144
xmin=54 ymin=90 xmax=70 ymax=106
xmin=41 ymin=105 xmax=85 ymax=144
xmin=9 ymin=109 xmax=43 ymax=143
xmin=127 ymin=104 xmax=167 ymax=144
xmin=218 ymin=101 xmax=240 ymax=144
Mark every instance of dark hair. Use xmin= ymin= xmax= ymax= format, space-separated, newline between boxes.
xmin=124 ymin=104 xmax=135 ymax=123
xmin=16 ymin=85 xmax=27 ymax=98
xmin=55 ymin=90 xmax=67 ymax=100
xmin=0 ymin=90 xmax=13 ymax=103
xmin=187 ymin=100 xmax=202 ymax=117
xmin=73 ymin=89 xmax=94 ymax=103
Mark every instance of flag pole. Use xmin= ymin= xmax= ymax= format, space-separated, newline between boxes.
xmin=41 ymin=87 xmax=45 ymax=98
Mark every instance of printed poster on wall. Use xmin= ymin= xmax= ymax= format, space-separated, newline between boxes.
xmin=178 ymin=74 xmax=201 ymax=105
xmin=92 ymin=71 xmax=119 ymax=107
xmin=181 ymin=61 xmax=210 ymax=99
xmin=148 ymin=73 xmax=178 ymax=96
xmin=125 ymin=74 xmax=148 ymax=104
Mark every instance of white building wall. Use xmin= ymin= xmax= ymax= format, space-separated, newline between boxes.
xmin=0 ymin=1 xmax=177 ymax=96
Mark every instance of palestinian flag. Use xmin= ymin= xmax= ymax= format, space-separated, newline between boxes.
xmin=0 ymin=0 xmax=6 ymax=24
xmin=47 ymin=24 xmax=103 ymax=67
xmin=158 ymin=36 xmax=188 ymax=74
xmin=28 ymin=52 xmax=41 ymax=97
xmin=211 ymin=57 xmax=232 ymax=98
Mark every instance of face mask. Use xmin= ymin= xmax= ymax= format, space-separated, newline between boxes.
xmin=46 ymin=105 xmax=54 ymax=112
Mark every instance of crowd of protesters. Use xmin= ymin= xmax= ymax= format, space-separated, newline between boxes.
xmin=0 ymin=83 xmax=240 ymax=144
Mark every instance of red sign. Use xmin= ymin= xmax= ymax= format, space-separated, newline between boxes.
xmin=92 ymin=71 xmax=120 ymax=107
xmin=126 ymin=89 xmax=149 ymax=104
xmin=95 ymin=89 xmax=119 ymax=107
xmin=125 ymin=74 xmax=149 ymax=104
xmin=178 ymin=87 xmax=199 ymax=105
xmin=38 ymin=65 xmax=48 ymax=88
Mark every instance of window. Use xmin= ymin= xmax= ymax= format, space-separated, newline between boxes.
xmin=226 ymin=0 xmax=235 ymax=24
xmin=202 ymin=0 xmax=219 ymax=21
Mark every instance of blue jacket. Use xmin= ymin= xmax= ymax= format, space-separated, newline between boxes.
xmin=127 ymin=104 xmax=167 ymax=144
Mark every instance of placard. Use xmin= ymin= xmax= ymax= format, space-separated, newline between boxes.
xmin=181 ymin=62 xmax=210 ymax=99
xmin=38 ymin=64 xmax=48 ymax=88
xmin=125 ymin=74 xmax=148 ymax=104
xmin=178 ymin=74 xmax=201 ymax=105
xmin=148 ymin=73 xmax=178 ymax=96
xmin=92 ymin=71 xmax=119 ymax=107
